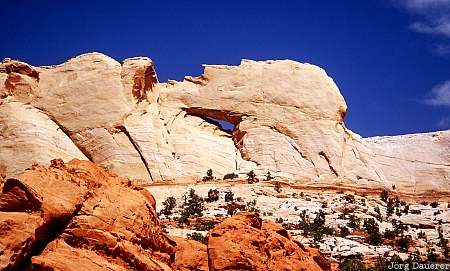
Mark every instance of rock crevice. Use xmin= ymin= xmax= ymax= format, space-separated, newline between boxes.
xmin=114 ymin=125 xmax=155 ymax=182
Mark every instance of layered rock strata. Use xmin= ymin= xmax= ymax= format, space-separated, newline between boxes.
xmin=0 ymin=53 xmax=449 ymax=194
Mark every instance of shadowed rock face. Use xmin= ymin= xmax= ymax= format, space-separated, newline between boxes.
xmin=0 ymin=160 xmax=330 ymax=271
xmin=0 ymin=53 xmax=449 ymax=194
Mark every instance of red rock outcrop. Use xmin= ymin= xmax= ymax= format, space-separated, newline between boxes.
xmin=0 ymin=159 xmax=175 ymax=270
xmin=0 ymin=160 xmax=331 ymax=271
xmin=207 ymin=212 xmax=330 ymax=271
xmin=170 ymin=237 xmax=208 ymax=271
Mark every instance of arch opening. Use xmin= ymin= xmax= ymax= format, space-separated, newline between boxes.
xmin=183 ymin=107 xmax=243 ymax=133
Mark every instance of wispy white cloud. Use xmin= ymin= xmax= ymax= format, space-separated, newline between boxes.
xmin=434 ymin=43 xmax=450 ymax=55
xmin=409 ymin=17 xmax=450 ymax=37
xmin=425 ymin=81 xmax=450 ymax=130
xmin=393 ymin=0 xmax=450 ymax=39
xmin=438 ymin=116 xmax=450 ymax=128
xmin=396 ymin=0 xmax=450 ymax=13
xmin=425 ymin=80 xmax=450 ymax=106
xmin=395 ymin=1 xmax=450 ymax=129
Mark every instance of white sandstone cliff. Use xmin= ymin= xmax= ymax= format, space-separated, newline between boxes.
xmin=0 ymin=53 xmax=448 ymax=194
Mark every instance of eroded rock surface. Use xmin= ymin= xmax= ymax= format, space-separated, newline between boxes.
xmin=151 ymin=181 xmax=450 ymax=265
xmin=207 ymin=212 xmax=330 ymax=271
xmin=170 ymin=237 xmax=208 ymax=271
xmin=0 ymin=160 xmax=328 ymax=271
xmin=0 ymin=159 xmax=175 ymax=270
xmin=0 ymin=53 xmax=449 ymax=194
xmin=366 ymin=130 xmax=450 ymax=193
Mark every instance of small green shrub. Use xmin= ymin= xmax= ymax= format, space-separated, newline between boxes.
xmin=194 ymin=220 xmax=216 ymax=231
xmin=344 ymin=194 xmax=355 ymax=203
xmin=339 ymin=226 xmax=350 ymax=237
xmin=363 ymin=218 xmax=382 ymax=245
xmin=430 ymin=201 xmax=439 ymax=208
xmin=187 ymin=232 xmax=208 ymax=244
xmin=245 ymin=199 xmax=260 ymax=214
xmin=265 ymin=171 xmax=273 ymax=181
xmin=397 ymin=235 xmax=411 ymax=252
xmin=223 ymin=173 xmax=238 ymax=180
xmin=391 ymin=219 xmax=408 ymax=235
xmin=347 ymin=214 xmax=361 ymax=229
xmin=444 ymin=247 xmax=450 ymax=259
xmin=339 ymin=257 xmax=366 ymax=271
xmin=225 ymin=202 xmax=245 ymax=216
xmin=224 ymin=191 xmax=234 ymax=202
xmin=298 ymin=210 xmax=334 ymax=242
xmin=427 ymin=248 xmax=437 ymax=262
xmin=202 ymin=169 xmax=214 ymax=181
xmin=161 ymin=196 xmax=177 ymax=216
xmin=386 ymin=198 xmax=395 ymax=217
xmin=438 ymin=226 xmax=449 ymax=248
xmin=178 ymin=189 xmax=204 ymax=224
xmin=207 ymin=189 xmax=220 ymax=202
xmin=383 ymin=229 xmax=396 ymax=239
xmin=374 ymin=206 xmax=383 ymax=222
xmin=417 ymin=231 xmax=426 ymax=240
xmin=403 ymin=204 xmax=409 ymax=214
xmin=380 ymin=190 xmax=389 ymax=202
xmin=247 ymin=170 xmax=256 ymax=183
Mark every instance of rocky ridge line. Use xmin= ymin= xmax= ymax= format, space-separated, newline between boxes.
xmin=0 ymin=53 xmax=449 ymax=195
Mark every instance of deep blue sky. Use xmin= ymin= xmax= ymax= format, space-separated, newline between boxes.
xmin=2 ymin=0 xmax=449 ymax=137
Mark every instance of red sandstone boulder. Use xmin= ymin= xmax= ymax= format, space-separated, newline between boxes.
xmin=0 ymin=159 xmax=175 ymax=270
xmin=170 ymin=236 xmax=208 ymax=271
xmin=0 ymin=160 xmax=332 ymax=271
xmin=207 ymin=212 xmax=330 ymax=271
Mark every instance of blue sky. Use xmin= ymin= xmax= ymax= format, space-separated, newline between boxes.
xmin=1 ymin=0 xmax=449 ymax=137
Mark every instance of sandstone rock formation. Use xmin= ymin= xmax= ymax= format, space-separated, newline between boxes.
xmin=207 ymin=212 xmax=330 ymax=271
xmin=170 ymin=236 xmax=208 ymax=271
xmin=0 ymin=160 xmax=330 ymax=271
xmin=0 ymin=53 xmax=449 ymax=194
xmin=0 ymin=159 xmax=175 ymax=270
xmin=366 ymin=130 xmax=450 ymax=194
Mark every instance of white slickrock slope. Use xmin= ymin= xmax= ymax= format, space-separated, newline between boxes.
xmin=0 ymin=53 xmax=449 ymax=194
